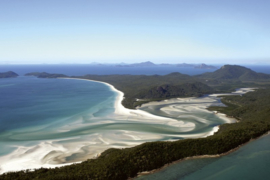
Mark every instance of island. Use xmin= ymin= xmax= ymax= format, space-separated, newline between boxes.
xmin=115 ymin=61 xmax=217 ymax=69
xmin=194 ymin=63 xmax=217 ymax=69
xmin=25 ymin=72 xmax=67 ymax=78
xmin=0 ymin=71 xmax=19 ymax=78
xmin=2 ymin=65 xmax=270 ymax=180
xmin=115 ymin=61 xmax=156 ymax=67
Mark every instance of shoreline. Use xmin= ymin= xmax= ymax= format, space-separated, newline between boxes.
xmin=63 ymin=77 xmax=254 ymax=139
xmin=61 ymin=77 xmax=172 ymax=119
xmin=134 ymin=130 xmax=270 ymax=179
xmin=1 ymin=77 xmax=226 ymax=175
xmin=0 ymin=78 xmax=255 ymax=175
xmin=64 ymin=77 xmax=237 ymax=137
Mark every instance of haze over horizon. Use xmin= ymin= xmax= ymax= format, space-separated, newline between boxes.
xmin=1 ymin=0 xmax=270 ymax=65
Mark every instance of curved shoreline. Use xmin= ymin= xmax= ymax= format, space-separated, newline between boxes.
xmin=63 ymin=77 xmax=255 ymax=141
xmin=0 ymin=78 xmax=255 ymax=175
xmin=61 ymin=78 xmax=181 ymax=121
xmin=135 ymin=130 xmax=270 ymax=179
xmin=63 ymin=77 xmax=235 ymax=137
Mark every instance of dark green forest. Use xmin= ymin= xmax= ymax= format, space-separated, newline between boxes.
xmin=2 ymin=65 xmax=269 ymax=179
xmin=25 ymin=65 xmax=270 ymax=109
xmin=1 ymin=87 xmax=270 ymax=180
xmin=76 ymin=65 xmax=270 ymax=109
xmin=25 ymin=72 xmax=67 ymax=78
xmin=79 ymin=73 xmax=214 ymax=109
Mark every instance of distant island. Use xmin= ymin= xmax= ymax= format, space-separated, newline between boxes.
xmin=0 ymin=71 xmax=19 ymax=78
xmin=115 ymin=61 xmax=217 ymax=69
xmin=115 ymin=61 xmax=156 ymax=67
xmin=194 ymin=63 xmax=217 ymax=69
xmin=25 ymin=72 xmax=67 ymax=78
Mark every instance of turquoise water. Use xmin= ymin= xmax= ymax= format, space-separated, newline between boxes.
xmin=1 ymin=65 xmax=270 ymax=177
xmin=1 ymin=75 xmax=269 ymax=178
xmin=137 ymin=134 xmax=270 ymax=180
xmin=0 ymin=76 xmax=231 ymax=173
xmin=0 ymin=77 xmax=115 ymax=156
xmin=0 ymin=76 xmax=114 ymax=133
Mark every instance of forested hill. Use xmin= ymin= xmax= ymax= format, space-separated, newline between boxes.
xmin=0 ymin=71 xmax=18 ymax=78
xmin=134 ymin=82 xmax=213 ymax=99
xmin=25 ymin=72 xmax=67 ymax=78
xmin=1 ymin=87 xmax=270 ymax=180
xmin=24 ymin=65 xmax=270 ymax=109
xmin=24 ymin=71 xmax=213 ymax=109
xmin=196 ymin=65 xmax=270 ymax=81
xmin=76 ymin=73 xmax=213 ymax=108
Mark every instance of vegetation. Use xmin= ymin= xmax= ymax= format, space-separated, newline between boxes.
xmin=76 ymin=73 xmax=214 ymax=108
xmin=25 ymin=65 xmax=270 ymax=109
xmin=4 ymin=65 xmax=268 ymax=179
xmin=77 ymin=65 xmax=270 ymax=108
xmin=25 ymin=72 xmax=67 ymax=78
xmin=0 ymin=71 xmax=18 ymax=78
xmin=196 ymin=64 xmax=270 ymax=81
xmin=1 ymin=88 xmax=270 ymax=180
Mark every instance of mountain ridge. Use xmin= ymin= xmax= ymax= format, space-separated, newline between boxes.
xmin=197 ymin=65 xmax=270 ymax=81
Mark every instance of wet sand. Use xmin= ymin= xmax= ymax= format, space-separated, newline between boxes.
xmin=0 ymin=78 xmax=254 ymax=174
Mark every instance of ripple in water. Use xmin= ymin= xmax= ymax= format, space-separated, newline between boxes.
xmin=0 ymin=77 xmax=253 ymax=174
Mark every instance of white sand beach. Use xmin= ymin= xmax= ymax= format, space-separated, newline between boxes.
xmin=0 ymin=78 xmax=256 ymax=174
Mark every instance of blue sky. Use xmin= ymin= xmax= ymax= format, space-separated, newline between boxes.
xmin=1 ymin=0 xmax=270 ymax=64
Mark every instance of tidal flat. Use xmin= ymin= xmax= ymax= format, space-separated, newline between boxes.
xmin=0 ymin=77 xmax=253 ymax=174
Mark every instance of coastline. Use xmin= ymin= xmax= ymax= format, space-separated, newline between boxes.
xmin=135 ymin=130 xmax=270 ymax=179
xmin=61 ymin=78 xmax=179 ymax=120
xmin=1 ymin=77 xmax=227 ymax=174
xmin=64 ymin=77 xmax=235 ymax=137
xmin=63 ymin=77 xmax=254 ymax=139
xmin=0 ymin=78 xmax=255 ymax=175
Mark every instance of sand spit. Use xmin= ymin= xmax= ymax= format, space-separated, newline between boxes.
xmin=0 ymin=78 xmax=255 ymax=174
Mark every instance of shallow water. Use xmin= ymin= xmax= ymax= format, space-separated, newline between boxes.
xmin=0 ymin=76 xmax=234 ymax=174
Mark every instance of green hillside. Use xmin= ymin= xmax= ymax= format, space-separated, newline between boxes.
xmin=25 ymin=65 xmax=270 ymax=109
xmin=77 ymin=73 xmax=212 ymax=108
xmin=197 ymin=65 xmax=270 ymax=81
xmin=1 ymin=88 xmax=270 ymax=180
xmin=25 ymin=72 xmax=67 ymax=78
xmin=135 ymin=82 xmax=213 ymax=99
xmin=0 ymin=71 xmax=18 ymax=78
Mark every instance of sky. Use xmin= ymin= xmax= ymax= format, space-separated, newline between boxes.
xmin=1 ymin=0 xmax=270 ymax=65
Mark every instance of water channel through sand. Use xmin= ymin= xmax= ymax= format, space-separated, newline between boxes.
xmin=0 ymin=77 xmax=255 ymax=174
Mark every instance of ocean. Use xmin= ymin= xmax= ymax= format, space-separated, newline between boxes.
xmin=0 ymin=64 xmax=218 ymax=76
xmin=0 ymin=64 xmax=269 ymax=76
xmin=0 ymin=64 xmax=270 ymax=177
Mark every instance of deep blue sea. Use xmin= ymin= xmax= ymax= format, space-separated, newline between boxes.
xmin=0 ymin=64 xmax=270 ymax=177
xmin=0 ymin=76 xmax=113 ymax=133
xmin=0 ymin=64 xmax=218 ymax=76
